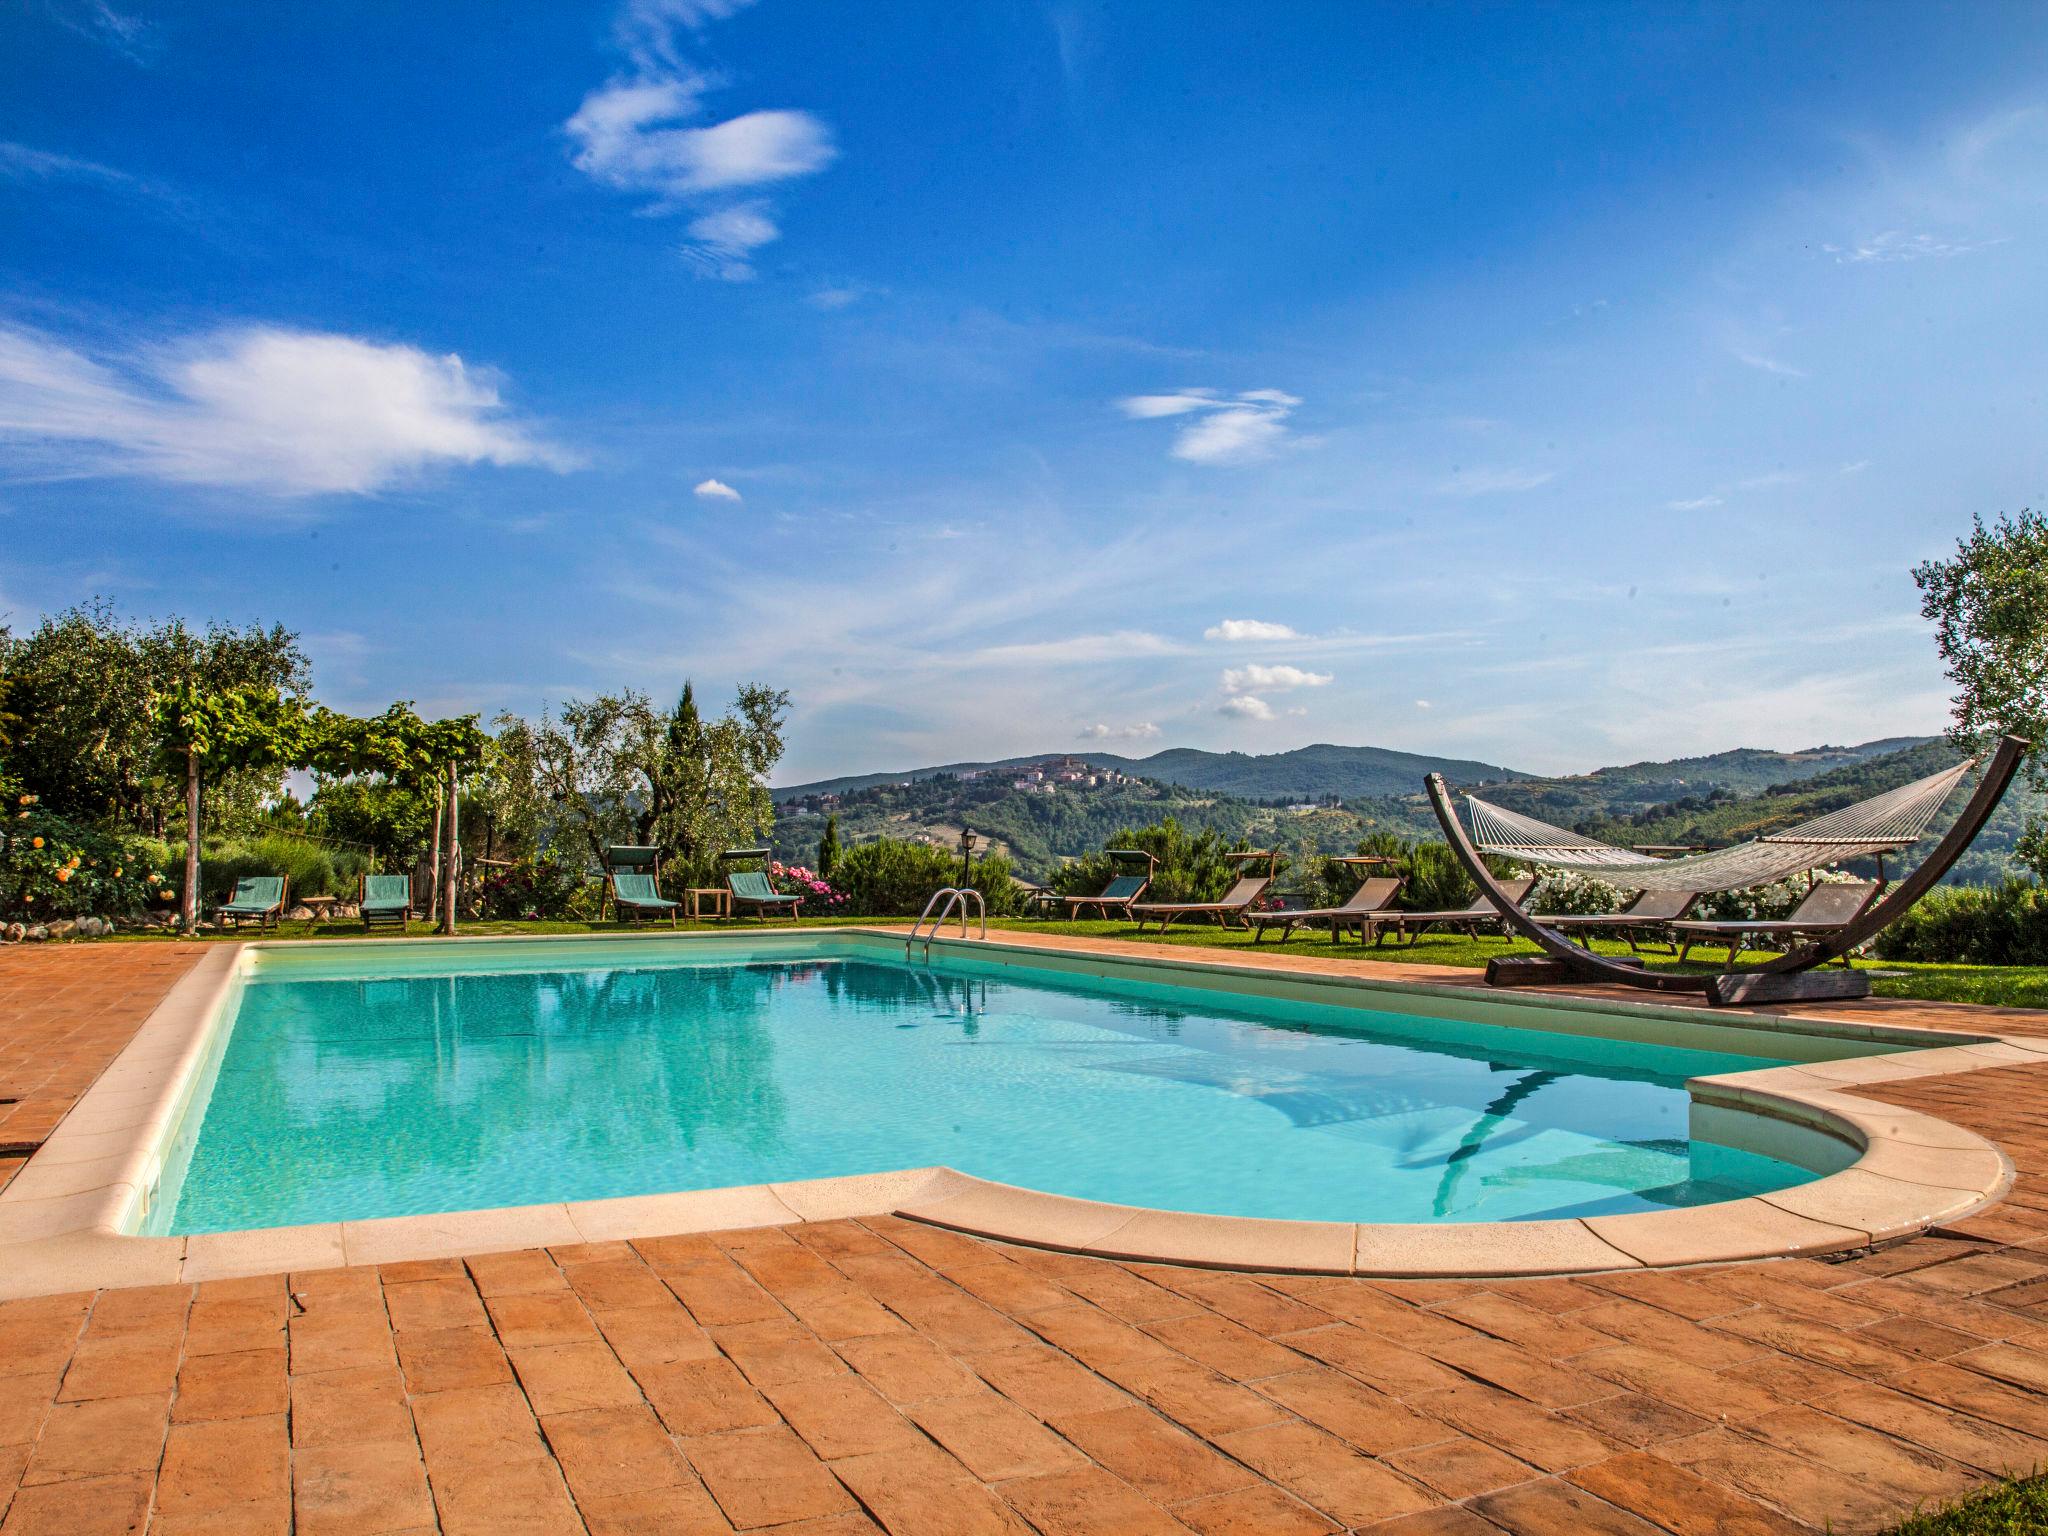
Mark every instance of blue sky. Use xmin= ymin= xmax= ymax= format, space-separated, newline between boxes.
xmin=4 ymin=1 xmax=2047 ymax=784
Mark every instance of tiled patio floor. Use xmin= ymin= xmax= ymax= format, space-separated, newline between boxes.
xmin=8 ymin=940 xmax=2048 ymax=1534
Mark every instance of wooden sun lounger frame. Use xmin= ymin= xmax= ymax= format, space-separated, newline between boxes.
xmin=1365 ymin=876 xmax=1538 ymax=948
xmin=1668 ymin=882 xmax=1882 ymax=966
xmin=1424 ymin=734 xmax=2028 ymax=1007
xmin=1131 ymin=851 xmax=1279 ymax=935
xmin=358 ymin=873 xmax=414 ymax=932
xmin=1060 ymin=850 xmax=1157 ymax=920
xmin=1541 ymin=888 xmax=1701 ymax=955
xmin=1248 ymin=876 xmax=1404 ymax=945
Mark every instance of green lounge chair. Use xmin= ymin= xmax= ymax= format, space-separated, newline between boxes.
xmin=359 ymin=873 xmax=413 ymax=932
xmin=602 ymin=845 xmax=680 ymax=927
xmin=214 ymin=875 xmax=287 ymax=931
xmin=721 ymin=849 xmax=803 ymax=920
xmin=1059 ymin=850 xmax=1156 ymax=920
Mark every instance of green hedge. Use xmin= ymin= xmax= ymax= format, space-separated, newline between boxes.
xmin=160 ymin=835 xmax=375 ymax=907
xmin=1874 ymin=881 xmax=2048 ymax=967
xmin=832 ymin=838 xmax=1021 ymax=917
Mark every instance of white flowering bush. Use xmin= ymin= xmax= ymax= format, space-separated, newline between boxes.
xmin=1528 ymin=868 xmax=1627 ymax=915
xmin=1693 ymin=868 xmax=1862 ymax=923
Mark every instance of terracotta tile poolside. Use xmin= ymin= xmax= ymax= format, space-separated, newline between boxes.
xmin=8 ymin=935 xmax=2048 ymax=1531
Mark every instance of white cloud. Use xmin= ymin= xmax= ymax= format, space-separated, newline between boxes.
xmin=681 ymin=201 xmax=779 ymax=280
xmin=0 ymin=323 xmax=570 ymax=497
xmin=1218 ymin=694 xmax=1275 ymax=721
xmin=567 ymin=81 xmax=835 ymax=199
xmin=1666 ymin=495 xmax=1723 ymax=511
xmin=1078 ymin=721 xmax=1161 ymax=741
xmin=1116 ymin=387 xmax=1302 ymax=466
xmin=1822 ymin=230 xmax=2005 ymax=264
xmin=693 ymin=477 xmax=741 ymax=500
xmin=1731 ymin=348 xmax=1806 ymax=379
xmin=1204 ymin=618 xmax=1299 ymax=642
xmin=1435 ymin=466 xmax=1555 ymax=497
xmin=1221 ymin=663 xmax=1331 ymax=694
xmin=565 ymin=2 xmax=836 ymax=282
xmin=806 ymin=285 xmax=868 ymax=310
xmin=1414 ymin=699 xmax=1432 ymax=709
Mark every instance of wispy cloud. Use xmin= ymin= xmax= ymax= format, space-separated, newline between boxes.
xmin=566 ymin=0 xmax=835 ymax=281
xmin=1822 ymin=230 xmax=2006 ymax=264
xmin=1078 ymin=721 xmax=1161 ymax=742
xmin=48 ymin=1 xmax=158 ymax=64
xmin=1116 ymin=388 xmax=1303 ymax=466
xmin=972 ymin=630 xmax=1185 ymax=666
xmin=1731 ymin=348 xmax=1806 ymax=379
xmin=1218 ymin=694 xmax=1275 ymax=721
xmin=693 ymin=477 xmax=741 ymax=500
xmin=1666 ymin=494 xmax=1723 ymax=511
xmin=1204 ymin=618 xmax=1299 ymax=642
xmin=0 ymin=141 xmax=135 ymax=187
xmin=0 ymin=323 xmax=572 ymax=497
xmin=1435 ymin=466 xmax=1554 ymax=497
xmin=680 ymin=201 xmax=780 ymax=280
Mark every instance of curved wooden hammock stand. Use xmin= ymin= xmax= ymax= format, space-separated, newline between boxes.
xmin=1425 ymin=733 xmax=2031 ymax=1007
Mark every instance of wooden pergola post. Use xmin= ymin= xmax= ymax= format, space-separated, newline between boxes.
xmin=440 ymin=762 xmax=459 ymax=936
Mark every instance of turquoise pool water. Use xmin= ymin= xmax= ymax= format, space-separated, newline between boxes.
xmin=148 ymin=941 xmax=1834 ymax=1234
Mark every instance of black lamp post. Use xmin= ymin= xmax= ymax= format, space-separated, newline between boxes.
xmin=958 ymin=827 xmax=979 ymax=887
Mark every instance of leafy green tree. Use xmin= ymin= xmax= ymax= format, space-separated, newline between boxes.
xmin=1 ymin=601 xmax=305 ymax=833
xmin=1915 ymin=510 xmax=2048 ymax=878
xmin=152 ymin=682 xmax=312 ymax=932
xmin=494 ymin=682 xmax=789 ymax=884
xmin=816 ymin=812 xmax=841 ymax=880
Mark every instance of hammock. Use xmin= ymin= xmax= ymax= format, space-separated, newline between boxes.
xmin=1464 ymin=756 xmax=1976 ymax=893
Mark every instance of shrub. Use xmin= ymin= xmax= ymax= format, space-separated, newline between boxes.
xmin=1692 ymin=870 xmax=1861 ymax=923
xmin=1875 ymin=880 xmax=2048 ymax=967
xmin=158 ymin=834 xmax=372 ymax=907
xmin=0 ymin=789 xmax=160 ymax=919
xmin=1529 ymin=868 xmax=1627 ymax=916
xmin=479 ymin=856 xmax=589 ymax=920
xmin=832 ymin=838 xmax=1021 ymax=917
xmin=1051 ymin=818 xmax=1246 ymax=905
xmin=768 ymin=861 xmax=851 ymax=915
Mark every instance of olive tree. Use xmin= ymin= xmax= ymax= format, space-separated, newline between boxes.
xmin=1914 ymin=510 xmax=2048 ymax=877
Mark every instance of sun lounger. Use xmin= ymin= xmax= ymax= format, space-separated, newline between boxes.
xmin=214 ymin=875 xmax=287 ymax=931
xmin=1366 ymin=876 xmax=1537 ymax=946
xmin=1543 ymin=887 xmax=1700 ymax=953
xmin=359 ymin=873 xmax=413 ymax=932
xmin=721 ymin=849 xmax=803 ymax=920
xmin=1247 ymin=877 xmax=1404 ymax=944
xmin=1131 ymin=852 xmax=1279 ymax=934
xmin=602 ymin=845 xmax=680 ymax=927
xmin=1059 ymin=850 xmax=1156 ymax=920
xmin=1669 ymin=881 xmax=1880 ymax=965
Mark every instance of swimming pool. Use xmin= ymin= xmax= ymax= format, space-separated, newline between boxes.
xmin=136 ymin=932 xmax=1887 ymax=1237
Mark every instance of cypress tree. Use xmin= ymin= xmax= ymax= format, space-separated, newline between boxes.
xmin=817 ymin=812 xmax=840 ymax=880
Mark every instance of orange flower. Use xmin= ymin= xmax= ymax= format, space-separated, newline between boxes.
xmin=54 ymin=868 xmax=71 ymax=883
xmin=113 ymin=867 xmax=123 ymax=878
xmin=30 ymin=836 xmax=43 ymax=849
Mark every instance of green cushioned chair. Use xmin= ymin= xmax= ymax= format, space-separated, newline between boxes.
xmin=360 ymin=873 xmax=413 ymax=932
xmin=603 ymin=846 xmax=680 ymax=927
xmin=214 ymin=875 xmax=287 ymax=931
xmin=721 ymin=850 xmax=803 ymax=920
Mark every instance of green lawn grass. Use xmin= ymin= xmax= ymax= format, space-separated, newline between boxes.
xmin=97 ymin=910 xmax=2048 ymax=1010
xmin=1887 ymin=1475 xmax=2048 ymax=1534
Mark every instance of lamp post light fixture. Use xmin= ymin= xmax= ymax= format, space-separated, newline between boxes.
xmin=958 ymin=827 xmax=979 ymax=887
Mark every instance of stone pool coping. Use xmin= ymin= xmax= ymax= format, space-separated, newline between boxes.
xmin=0 ymin=927 xmax=2027 ymax=1298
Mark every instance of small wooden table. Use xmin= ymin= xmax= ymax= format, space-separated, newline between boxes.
xmin=299 ymin=895 xmax=340 ymax=926
xmin=684 ymin=888 xmax=732 ymax=920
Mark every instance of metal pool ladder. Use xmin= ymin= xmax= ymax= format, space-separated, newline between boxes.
xmin=908 ymin=886 xmax=986 ymax=960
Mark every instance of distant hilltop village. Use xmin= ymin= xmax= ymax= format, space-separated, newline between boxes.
xmin=783 ymin=756 xmax=1131 ymax=814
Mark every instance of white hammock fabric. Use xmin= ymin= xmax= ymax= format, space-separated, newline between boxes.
xmin=1465 ymin=757 xmax=1976 ymax=893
